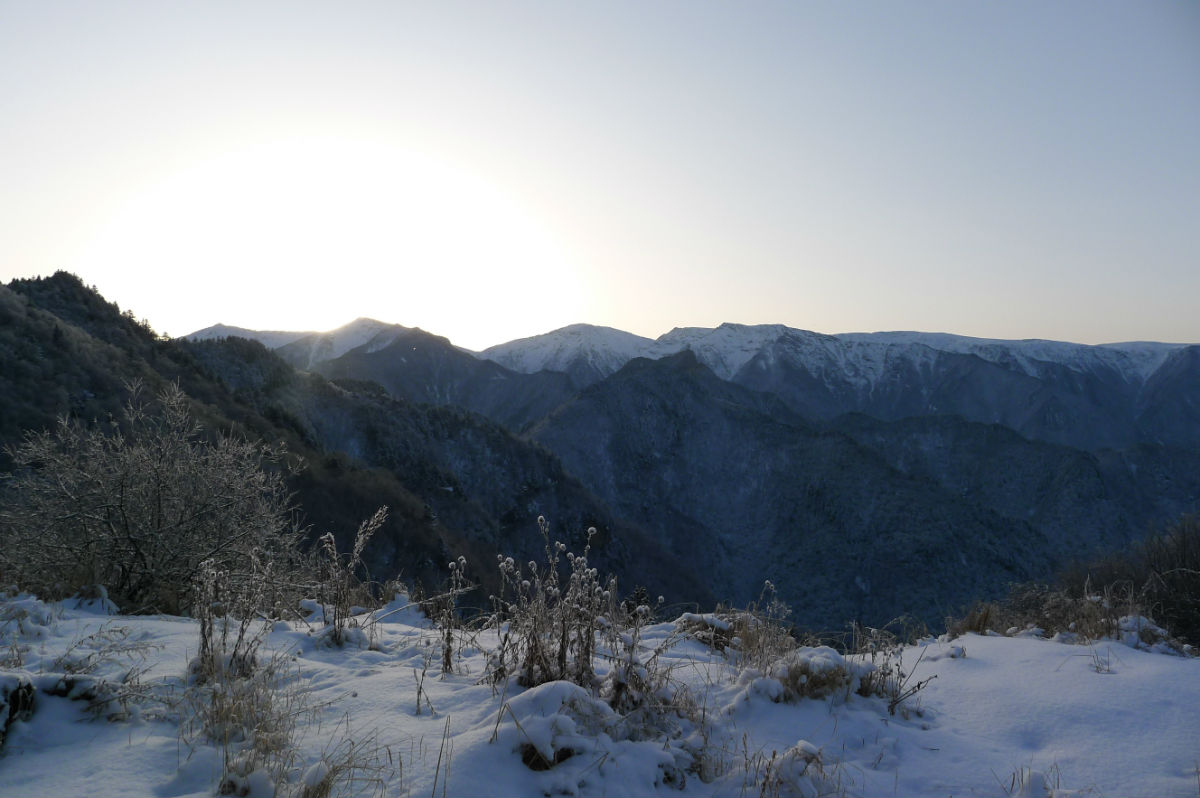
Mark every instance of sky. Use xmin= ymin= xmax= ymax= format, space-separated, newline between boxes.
xmin=1 ymin=1 xmax=1197 ymax=350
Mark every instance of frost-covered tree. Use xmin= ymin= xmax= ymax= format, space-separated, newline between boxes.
xmin=0 ymin=382 xmax=301 ymax=613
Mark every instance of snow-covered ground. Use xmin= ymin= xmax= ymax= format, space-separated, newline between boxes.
xmin=2 ymin=593 xmax=1197 ymax=798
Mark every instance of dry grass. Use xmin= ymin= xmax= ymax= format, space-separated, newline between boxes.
xmin=298 ymin=721 xmax=397 ymax=798
xmin=954 ymin=515 xmax=1200 ymax=650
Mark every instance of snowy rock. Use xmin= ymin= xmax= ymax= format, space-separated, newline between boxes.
xmin=0 ymin=672 xmax=35 ymax=750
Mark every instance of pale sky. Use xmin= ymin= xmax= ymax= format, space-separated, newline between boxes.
xmin=2 ymin=1 xmax=1197 ymax=350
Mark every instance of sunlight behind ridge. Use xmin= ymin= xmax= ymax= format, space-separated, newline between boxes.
xmin=74 ymin=136 xmax=582 ymax=346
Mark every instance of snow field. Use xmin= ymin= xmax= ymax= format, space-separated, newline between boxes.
xmin=1 ymin=593 xmax=1198 ymax=797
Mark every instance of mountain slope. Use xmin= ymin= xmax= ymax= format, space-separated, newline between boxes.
xmin=528 ymin=351 xmax=1049 ymax=629
xmin=0 ymin=275 xmax=458 ymax=592
xmin=826 ymin=412 xmax=1200 ymax=561
xmin=2 ymin=273 xmax=706 ymax=605
xmin=1135 ymin=345 xmax=1200 ymax=446
xmin=312 ymin=328 xmax=577 ymax=431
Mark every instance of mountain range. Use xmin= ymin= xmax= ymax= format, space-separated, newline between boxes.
xmin=1 ymin=275 xmax=1195 ymax=632
xmin=180 ymin=314 xmax=1200 ymax=630
xmin=190 ymin=317 xmax=1199 ymax=451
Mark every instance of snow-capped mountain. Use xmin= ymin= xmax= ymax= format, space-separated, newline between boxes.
xmin=187 ymin=318 xmax=1188 ymax=392
xmin=187 ymin=318 xmax=403 ymax=371
xmin=472 ymin=322 xmax=1198 ymax=450
xmin=646 ymin=323 xmax=800 ymax=380
xmin=271 ymin=318 xmax=406 ymax=371
xmin=184 ymin=323 xmax=311 ymax=350
xmin=476 ymin=322 xmax=802 ymax=384
xmin=478 ymin=321 xmax=1187 ymax=388
xmin=480 ymin=324 xmax=657 ymax=389
xmin=183 ymin=317 xmax=1199 ymax=450
xmin=839 ymin=331 xmax=1182 ymax=384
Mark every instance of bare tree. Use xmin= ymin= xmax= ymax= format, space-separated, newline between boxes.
xmin=0 ymin=382 xmax=301 ymax=613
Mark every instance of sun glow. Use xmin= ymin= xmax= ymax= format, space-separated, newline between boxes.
xmin=73 ymin=137 xmax=582 ymax=348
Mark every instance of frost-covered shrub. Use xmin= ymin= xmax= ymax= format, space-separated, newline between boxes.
xmin=184 ymin=555 xmax=306 ymax=794
xmin=314 ymin=506 xmax=387 ymax=648
xmin=1115 ymin=614 xmax=1182 ymax=654
xmin=496 ymin=680 xmax=691 ymax=791
xmin=1136 ymin=514 xmax=1200 ymax=643
xmin=182 ymin=641 xmax=304 ymax=797
xmin=675 ymin=582 xmax=798 ymax=674
xmin=730 ymin=582 xmax=798 ymax=672
xmin=725 ymin=631 xmax=934 ymax=719
xmin=674 ymin=612 xmax=735 ymax=651
xmin=851 ymin=623 xmax=936 ymax=716
xmin=772 ymin=646 xmax=872 ymax=701
xmin=0 ymin=592 xmax=57 ymax=645
xmin=488 ymin=518 xmax=613 ymax=690
xmin=0 ymin=383 xmax=302 ymax=614
xmin=420 ymin=554 xmax=472 ymax=675
xmin=191 ymin=557 xmax=272 ymax=683
xmin=484 ymin=517 xmax=684 ymax=727
xmin=1061 ymin=514 xmax=1200 ymax=645
xmin=960 ymin=514 xmax=1200 ymax=649
xmin=726 ymin=645 xmax=875 ymax=714
xmin=749 ymin=740 xmax=847 ymax=798
xmin=949 ymin=579 xmax=1190 ymax=654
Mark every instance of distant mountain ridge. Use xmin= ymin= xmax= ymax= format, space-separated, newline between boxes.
xmin=188 ymin=319 xmax=1188 ymax=388
xmin=185 ymin=322 xmax=312 ymax=351
xmin=186 ymin=319 xmax=1199 ymax=451
xmin=480 ymin=321 xmax=1186 ymax=387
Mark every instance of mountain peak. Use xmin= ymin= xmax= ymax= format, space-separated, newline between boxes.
xmin=479 ymin=324 xmax=657 ymax=389
xmin=345 ymin=316 xmax=390 ymax=328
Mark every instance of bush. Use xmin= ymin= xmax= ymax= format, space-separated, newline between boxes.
xmin=954 ymin=514 xmax=1200 ymax=647
xmin=674 ymin=581 xmax=801 ymax=679
xmin=487 ymin=517 xmax=610 ymax=689
xmin=483 ymin=517 xmax=683 ymax=724
xmin=0 ymin=382 xmax=302 ymax=613
xmin=1126 ymin=515 xmax=1200 ymax=644
xmin=314 ymin=506 xmax=388 ymax=648
xmin=949 ymin=584 xmax=1125 ymax=642
xmin=183 ymin=559 xmax=306 ymax=797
